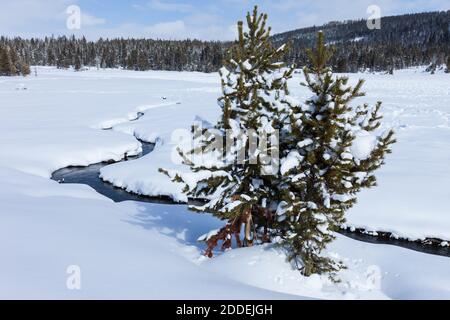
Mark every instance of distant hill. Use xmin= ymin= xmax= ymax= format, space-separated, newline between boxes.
xmin=273 ymin=10 xmax=450 ymax=72
xmin=0 ymin=11 xmax=449 ymax=73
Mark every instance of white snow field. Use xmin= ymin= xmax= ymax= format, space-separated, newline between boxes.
xmin=0 ymin=67 xmax=449 ymax=299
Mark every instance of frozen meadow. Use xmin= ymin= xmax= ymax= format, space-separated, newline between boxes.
xmin=0 ymin=67 xmax=449 ymax=299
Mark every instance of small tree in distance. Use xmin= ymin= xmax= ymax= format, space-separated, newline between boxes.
xmin=20 ymin=62 xmax=31 ymax=76
xmin=0 ymin=45 xmax=31 ymax=77
xmin=0 ymin=46 xmax=17 ymax=76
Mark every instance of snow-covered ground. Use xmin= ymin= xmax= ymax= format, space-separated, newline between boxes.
xmin=1 ymin=67 xmax=449 ymax=299
xmin=100 ymin=68 xmax=450 ymax=243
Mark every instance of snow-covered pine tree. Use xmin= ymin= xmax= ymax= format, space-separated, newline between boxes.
xmin=161 ymin=6 xmax=295 ymax=257
xmin=278 ymin=32 xmax=396 ymax=277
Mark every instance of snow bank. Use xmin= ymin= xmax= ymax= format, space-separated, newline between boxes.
xmin=0 ymin=167 xmax=298 ymax=299
xmin=99 ymin=76 xmax=221 ymax=202
xmin=2 ymin=166 xmax=450 ymax=299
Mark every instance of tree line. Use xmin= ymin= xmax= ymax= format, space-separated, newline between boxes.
xmin=0 ymin=37 xmax=226 ymax=74
xmin=0 ymin=10 xmax=449 ymax=75
xmin=0 ymin=45 xmax=31 ymax=76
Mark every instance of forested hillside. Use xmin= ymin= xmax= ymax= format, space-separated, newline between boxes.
xmin=0 ymin=10 xmax=449 ymax=74
xmin=274 ymin=10 xmax=450 ymax=72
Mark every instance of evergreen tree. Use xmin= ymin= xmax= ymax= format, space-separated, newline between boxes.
xmin=0 ymin=45 xmax=30 ymax=76
xmin=160 ymin=6 xmax=295 ymax=257
xmin=47 ymin=48 xmax=55 ymax=65
xmin=446 ymin=56 xmax=450 ymax=73
xmin=20 ymin=61 xmax=31 ymax=76
xmin=9 ymin=47 xmax=20 ymax=75
xmin=278 ymin=32 xmax=396 ymax=277
xmin=336 ymin=57 xmax=348 ymax=73
xmin=0 ymin=46 xmax=6 ymax=75
xmin=0 ymin=46 xmax=16 ymax=76
xmin=74 ymin=55 xmax=81 ymax=71
xmin=137 ymin=51 xmax=150 ymax=70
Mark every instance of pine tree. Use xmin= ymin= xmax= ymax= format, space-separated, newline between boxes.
xmin=0 ymin=46 xmax=6 ymax=75
xmin=74 ymin=55 xmax=81 ymax=71
xmin=137 ymin=51 xmax=150 ymax=70
xmin=9 ymin=47 xmax=20 ymax=75
xmin=336 ymin=57 xmax=348 ymax=73
xmin=278 ymin=32 xmax=396 ymax=277
xmin=160 ymin=6 xmax=295 ymax=257
xmin=20 ymin=62 xmax=31 ymax=76
xmin=0 ymin=46 xmax=16 ymax=76
xmin=446 ymin=56 xmax=450 ymax=73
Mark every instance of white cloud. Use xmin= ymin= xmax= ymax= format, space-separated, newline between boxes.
xmin=79 ymin=19 xmax=235 ymax=41
xmin=105 ymin=8 xmax=236 ymax=40
xmin=144 ymin=20 xmax=187 ymax=39
xmin=0 ymin=0 xmax=107 ymax=38
xmin=81 ymin=13 xmax=106 ymax=27
xmin=145 ymin=0 xmax=193 ymax=12
xmin=0 ymin=0 xmax=66 ymax=28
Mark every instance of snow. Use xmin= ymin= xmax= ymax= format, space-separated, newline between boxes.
xmin=280 ymin=151 xmax=303 ymax=175
xmin=3 ymin=164 xmax=450 ymax=299
xmin=297 ymin=138 xmax=314 ymax=148
xmin=351 ymin=36 xmax=366 ymax=42
xmin=242 ymin=60 xmax=252 ymax=71
xmin=0 ymin=168 xmax=297 ymax=299
xmin=1 ymin=66 xmax=450 ymax=299
xmin=350 ymin=130 xmax=377 ymax=160
xmin=206 ymin=235 xmax=450 ymax=299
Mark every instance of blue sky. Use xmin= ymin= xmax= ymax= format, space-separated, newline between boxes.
xmin=1 ymin=0 xmax=449 ymax=40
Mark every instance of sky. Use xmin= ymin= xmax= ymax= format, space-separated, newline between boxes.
xmin=0 ymin=0 xmax=449 ymax=40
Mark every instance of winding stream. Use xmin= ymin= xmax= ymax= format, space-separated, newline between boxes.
xmin=51 ymin=139 xmax=450 ymax=258
xmin=51 ymin=141 xmax=173 ymax=204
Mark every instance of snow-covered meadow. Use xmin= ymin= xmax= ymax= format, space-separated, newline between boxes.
xmin=0 ymin=67 xmax=449 ymax=299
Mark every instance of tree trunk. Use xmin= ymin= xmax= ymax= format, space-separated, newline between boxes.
xmin=244 ymin=208 xmax=253 ymax=247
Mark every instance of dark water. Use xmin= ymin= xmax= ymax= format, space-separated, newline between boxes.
xmin=51 ymin=140 xmax=450 ymax=258
xmin=340 ymin=229 xmax=450 ymax=258
xmin=52 ymin=141 xmax=178 ymax=204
